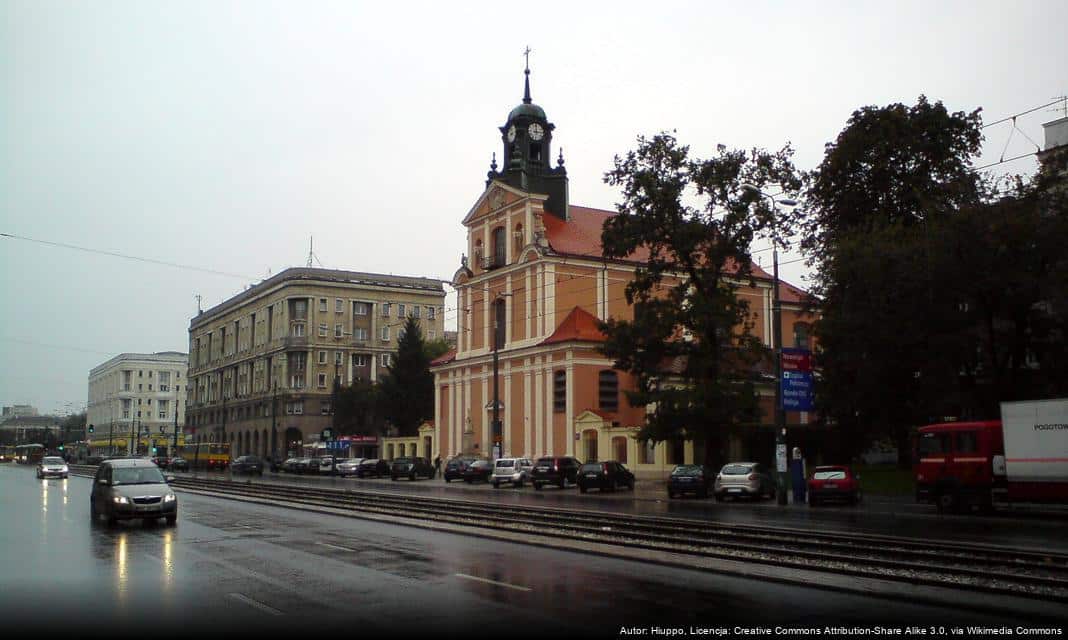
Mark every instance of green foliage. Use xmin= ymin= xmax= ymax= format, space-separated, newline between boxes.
xmin=332 ymin=378 xmax=384 ymax=435
xmin=423 ymin=337 xmax=452 ymax=361
xmin=598 ymin=132 xmax=800 ymax=465
xmin=378 ymin=316 xmax=435 ymax=436
xmin=801 ymin=97 xmax=1068 ymax=464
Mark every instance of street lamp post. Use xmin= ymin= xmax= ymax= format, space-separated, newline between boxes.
xmin=490 ymin=292 xmax=512 ymax=460
xmin=270 ymin=381 xmax=278 ymax=464
xmin=742 ymin=184 xmax=796 ymax=506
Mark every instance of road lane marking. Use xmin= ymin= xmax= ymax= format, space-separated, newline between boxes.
xmin=316 ymin=542 xmax=358 ymax=552
xmin=228 ymin=592 xmax=283 ymax=616
xmin=454 ymin=573 xmax=532 ymax=592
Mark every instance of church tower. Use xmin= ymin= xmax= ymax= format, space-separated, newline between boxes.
xmin=486 ymin=56 xmax=569 ymax=220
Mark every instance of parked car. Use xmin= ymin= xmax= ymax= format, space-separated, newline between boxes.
xmin=667 ymin=464 xmax=715 ymax=499
xmin=531 ymin=456 xmax=581 ymax=490
xmin=444 ymin=456 xmax=479 ymax=482
xmin=336 ymin=458 xmax=364 ymax=477
xmin=578 ymin=461 xmax=635 ymax=493
xmin=391 ymin=457 xmax=434 ymax=481
xmin=231 ymin=455 xmax=264 ymax=476
xmin=492 ymin=458 xmax=534 ymax=488
xmin=280 ymin=458 xmax=301 ymax=473
xmin=37 ymin=456 xmax=69 ymax=480
xmin=808 ymin=465 xmax=862 ymax=506
xmin=713 ymin=462 xmax=776 ymax=501
xmin=167 ymin=457 xmax=189 ymax=472
xmin=306 ymin=457 xmax=336 ymax=475
xmin=150 ymin=456 xmax=170 ymax=468
xmin=463 ymin=459 xmax=495 ymax=483
xmin=355 ymin=458 xmax=391 ymax=478
xmin=90 ymin=458 xmax=177 ymax=526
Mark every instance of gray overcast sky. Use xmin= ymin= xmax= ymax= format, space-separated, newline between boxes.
xmin=2 ymin=0 xmax=1065 ymax=415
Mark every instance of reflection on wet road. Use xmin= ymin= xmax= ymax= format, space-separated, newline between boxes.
xmin=0 ymin=464 xmax=1054 ymax=637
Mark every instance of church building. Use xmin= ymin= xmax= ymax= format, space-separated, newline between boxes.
xmin=430 ymin=66 xmax=815 ymax=477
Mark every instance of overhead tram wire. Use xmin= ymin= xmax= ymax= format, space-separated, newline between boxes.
xmin=0 ymin=232 xmax=257 ymax=280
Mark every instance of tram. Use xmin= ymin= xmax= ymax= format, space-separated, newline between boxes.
xmin=178 ymin=442 xmax=231 ymax=470
xmin=14 ymin=443 xmax=45 ymax=464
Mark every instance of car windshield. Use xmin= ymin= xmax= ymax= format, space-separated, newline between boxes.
xmin=813 ymin=470 xmax=847 ymax=480
xmin=43 ymin=457 xmax=65 ymax=464
xmin=721 ymin=464 xmax=753 ymax=475
xmin=672 ymin=465 xmax=703 ymax=476
xmin=112 ymin=467 xmax=166 ymax=485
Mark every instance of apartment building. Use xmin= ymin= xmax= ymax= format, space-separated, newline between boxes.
xmin=87 ymin=352 xmax=188 ymax=445
xmin=186 ymin=267 xmax=445 ymax=459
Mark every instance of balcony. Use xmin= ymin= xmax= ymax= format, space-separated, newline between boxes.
xmin=480 ymin=254 xmax=506 ymax=271
xmin=284 ymin=336 xmax=309 ymax=349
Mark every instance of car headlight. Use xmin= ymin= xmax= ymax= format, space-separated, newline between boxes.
xmin=164 ymin=494 xmax=176 ymax=503
xmin=113 ymin=496 xmax=129 ymax=504
xmin=61 ymin=466 xmax=69 ymax=472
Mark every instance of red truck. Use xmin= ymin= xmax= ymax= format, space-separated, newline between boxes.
xmin=915 ymin=399 xmax=1068 ymax=512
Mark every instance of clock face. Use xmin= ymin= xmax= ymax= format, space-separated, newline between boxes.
xmin=528 ymin=123 xmax=545 ymax=141
xmin=507 ymin=125 xmax=516 ymax=143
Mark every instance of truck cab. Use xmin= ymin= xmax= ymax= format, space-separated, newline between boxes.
xmin=915 ymin=421 xmax=1002 ymax=512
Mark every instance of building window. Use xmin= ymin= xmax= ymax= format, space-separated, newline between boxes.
xmin=354 ymin=302 xmax=368 ymax=316
xmin=354 ymin=327 xmax=368 ymax=341
xmin=159 ymin=372 xmax=170 ymax=392
xmin=354 ymin=354 xmax=367 ymax=367
xmin=553 ymin=370 xmax=566 ymax=412
xmin=334 ymin=351 xmax=342 ymax=365
xmin=598 ymin=371 xmax=619 ymax=412
xmin=398 ymin=327 xmax=406 ymax=341
xmin=428 ymin=306 xmax=436 ymax=320
xmin=319 ymin=298 xmax=327 ymax=312
xmin=321 ymin=401 xmax=332 ymax=415
xmin=317 ymin=373 xmax=327 ymax=388
xmin=335 ymin=324 xmax=343 ymax=338
xmin=380 ymin=353 xmax=391 ymax=368
xmin=148 ymin=384 xmax=153 ymax=391
xmin=793 ymin=322 xmax=811 ymax=349
xmin=639 ymin=440 xmax=655 ymax=464
xmin=293 ymin=299 xmax=307 ymax=319
xmin=381 ymin=303 xmax=390 ymax=317
xmin=380 ymin=326 xmax=390 ymax=342
xmin=612 ymin=436 xmax=628 ymax=464
xmin=292 ymin=323 xmax=305 ymax=337
xmin=318 ymin=351 xmax=327 ymax=364
xmin=492 ymin=226 xmax=506 ymax=267
xmin=319 ymin=324 xmax=328 ymax=337
xmin=398 ymin=304 xmax=406 ymax=318
xmin=413 ymin=306 xmax=421 ymax=319
xmin=336 ymin=298 xmax=343 ymax=313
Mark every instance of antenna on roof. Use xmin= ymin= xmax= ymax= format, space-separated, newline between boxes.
xmin=306 ymin=236 xmax=325 ymax=269
xmin=194 ymin=293 xmax=203 ymax=315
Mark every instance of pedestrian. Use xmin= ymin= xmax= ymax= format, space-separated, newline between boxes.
xmin=434 ymin=455 xmax=442 ymax=478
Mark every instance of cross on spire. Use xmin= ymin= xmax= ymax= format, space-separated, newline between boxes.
xmin=522 ymin=46 xmax=532 ymax=104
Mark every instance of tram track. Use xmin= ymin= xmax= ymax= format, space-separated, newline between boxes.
xmin=68 ymin=465 xmax=1068 ymax=605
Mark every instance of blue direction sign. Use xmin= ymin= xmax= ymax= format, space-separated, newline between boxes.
xmin=781 ymin=370 xmax=815 ymax=412
xmin=325 ymin=440 xmax=347 ymax=451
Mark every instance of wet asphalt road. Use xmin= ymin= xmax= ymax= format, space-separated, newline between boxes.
xmin=0 ymin=463 xmax=1063 ymax=638
xmin=181 ymin=465 xmax=1068 ymax=553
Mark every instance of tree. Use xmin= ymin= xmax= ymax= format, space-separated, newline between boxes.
xmin=332 ymin=378 xmax=384 ymax=435
xmin=423 ymin=337 xmax=452 ymax=362
xmin=378 ymin=316 xmax=435 ymax=436
xmin=598 ymin=132 xmax=800 ymax=467
xmin=798 ymin=96 xmax=1068 ymax=464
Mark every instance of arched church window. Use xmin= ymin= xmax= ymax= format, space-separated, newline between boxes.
xmin=492 ymin=226 xmax=506 ymax=268
xmin=513 ymin=223 xmax=524 ymax=254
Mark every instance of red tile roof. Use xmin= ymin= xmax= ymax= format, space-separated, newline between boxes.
xmin=540 ymin=306 xmax=606 ymax=345
xmin=429 ymin=349 xmax=456 ymax=366
xmin=545 ymin=205 xmax=811 ymax=304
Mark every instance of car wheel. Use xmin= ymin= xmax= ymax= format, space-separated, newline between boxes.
xmin=936 ymin=489 xmax=959 ymax=513
xmin=809 ymin=496 xmax=819 ymax=507
xmin=558 ymin=477 xmax=565 ymax=489
xmin=579 ymin=485 xmax=588 ymax=494
xmin=515 ymin=480 xmax=523 ymax=488
xmin=698 ymin=488 xmax=708 ymax=499
xmin=534 ymin=482 xmax=542 ymax=491
xmin=166 ymin=514 xmax=177 ymax=526
xmin=464 ymin=478 xmax=471 ymax=484
xmin=391 ymin=475 xmax=397 ymax=481
xmin=713 ymin=493 xmax=723 ymax=502
xmin=409 ymin=472 xmax=416 ymax=481
xmin=258 ymin=471 xmax=263 ymax=477
xmin=493 ymin=482 xmax=500 ymax=489
xmin=668 ymin=491 xmax=676 ymax=499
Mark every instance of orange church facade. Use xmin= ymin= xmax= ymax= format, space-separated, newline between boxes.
xmin=430 ymin=71 xmax=815 ymax=477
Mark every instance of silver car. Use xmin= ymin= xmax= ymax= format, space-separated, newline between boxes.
xmin=90 ymin=458 xmax=177 ymax=526
xmin=36 ymin=456 xmax=69 ymax=479
xmin=713 ymin=462 xmax=776 ymax=501
xmin=491 ymin=457 xmax=534 ymax=488
xmin=336 ymin=458 xmax=364 ymax=477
